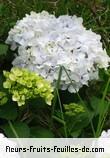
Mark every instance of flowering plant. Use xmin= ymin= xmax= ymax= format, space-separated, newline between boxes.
xmin=6 ymin=11 xmax=110 ymax=92
xmin=0 ymin=1 xmax=110 ymax=140
xmin=100 ymin=129 xmax=110 ymax=138
xmin=3 ymin=67 xmax=54 ymax=106
xmin=0 ymin=92 xmax=8 ymax=106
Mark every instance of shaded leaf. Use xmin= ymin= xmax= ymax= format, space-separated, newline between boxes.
xmin=90 ymin=96 xmax=108 ymax=116
xmin=2 ymin=122 xmax=30 ymax=138
xmin=30 ymin=127 xmax=54 ymax=138
xmin=0 ymin=44 xmax=8 ymax=56
xmin=0 ymin=102 xmax=18 ymax=120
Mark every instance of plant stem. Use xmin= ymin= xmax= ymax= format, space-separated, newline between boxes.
xmin=50 ymin=66 xmax=62 ymax=129
xmin=62 ymin=66 xmax=96 ymax=137
xmin=96 ymin=77 xmax=110 ymax=137
xmin=8 ymin=121 xmax=26 ymax=158
xmin=8 ymin=121 xmax=19 ymax=138
xmin=56 ymin=89 xmax=67 ymax=137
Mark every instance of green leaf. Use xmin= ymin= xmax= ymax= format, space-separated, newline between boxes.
xmin=29 ymin=98 xmax=46 ymax=111
xmin=52 ymin=115 xmax=65 ymax=125
xmin=0 ymin=44 xmax=8 ymax=56
xmin=30 ymin=127 xmax=54 ymax=138
xmin=104 ymin=0 xmax=110 ymax=5
xmin=2 ymin=122 xmax=30 ymax=138
xmin=0 ymin=73 xmax=4 ymax=90
xmin=65 ymin=110 xmax=94 ymax=133
xmin=0 ymin=3 xmax=4 ymax=16
xmin=90 ymin=96 xmax=108 ymax=116
xmin=70 ymin=129 xmax=82 ymax=138
xmin=0 ymin=102 xmax=18 ymax=120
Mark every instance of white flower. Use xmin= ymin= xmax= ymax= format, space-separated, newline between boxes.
xmin=6 ymin=11 xmax=110 ymax=93
xmin=0 ymin=133 xmax=20 ymax=158
xmin=95 ymin=130 xmax=110 ymax=158
xmin=100 ymin=129 xmax=110 ymax=138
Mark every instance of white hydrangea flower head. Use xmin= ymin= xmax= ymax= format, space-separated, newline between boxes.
xmin=0 ymin=133 xmax=20 ymax=158
xmin=95 ymin=130 xmax=110 ymax=158
xmin=6 ymin=11 xmax=110 ymax=93
xmin=100 ymin=129 xmax=110 ymax=138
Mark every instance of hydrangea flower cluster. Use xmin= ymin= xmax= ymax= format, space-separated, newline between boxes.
xmin=6 ymin=11 xmax=110 ymax=93
xmin=64 ymin=103 xmax=85 ymax=116
xmin=3 ymin=67 xmax=54 ymax=106
xmin=97 ymin=130 xmax=110 ymax=158
xmin=0 ymin=91 xmax=8 ymax=105
xmin=100 ymin=129 xmax=110 ymax=138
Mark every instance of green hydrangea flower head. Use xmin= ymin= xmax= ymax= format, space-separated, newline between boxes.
xmin=3 ymin=67 xmax=54 ymax=106
xmin=64 ymin=103 xmax=85 ymax=116
xmin=0 ymin=91 xmax=8 ymax=106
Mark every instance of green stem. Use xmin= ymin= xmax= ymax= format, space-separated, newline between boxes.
xmin=50 ymin=66 xmax=62 ymax=129
xmin=96 ymin=77 xmax=110 ymax=137
xmin=52 ymin=115 xmax=65 ymax=125
xmin=62 ymin=66 xmax=96 ymax=137
xmin=56 ymin=89 xmax=67 ymax=137
xmin=8 ymin=121 xmax=19 ymax=138
xmin=8 ymin=121 xmax=26 ymax=158
xmin=98 ymin=103 xmax=109 ymax=136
